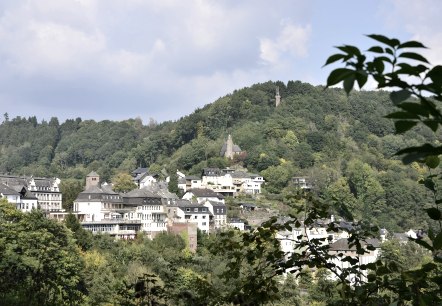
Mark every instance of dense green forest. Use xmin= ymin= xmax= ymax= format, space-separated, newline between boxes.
xmin=0 ymin=80 xmax=437 ymax=231
xmin=0 ymin=199 xmax=430 ymax=306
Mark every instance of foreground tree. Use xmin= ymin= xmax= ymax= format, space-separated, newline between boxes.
xmin=0 ymin=199 xmax=85 ymax=305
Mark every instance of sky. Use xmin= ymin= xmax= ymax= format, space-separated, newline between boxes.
xmin=0 ymin=0 xmax=441 ymax=123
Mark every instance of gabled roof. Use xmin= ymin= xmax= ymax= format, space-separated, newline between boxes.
xmin=187 ymin=188 xmax=224 ymax=199
xmin=132 ymin=167 xmax=148 ymax=176
xmin=87 ymin=171 xmax=99 ymax=177
xmin=202 ymin=168 xmax=222 ymax=177
xmin=0 ymin=183 xmax=20 ymax=195
xmin=82 ymin=186 xmax=106 ymax=194
xmin=329 ymin=238 xmax=381 ymax=251
xmin=124 ymin=187 xmax=160 ymax=198
xmin=207 ymin=200 xmax=226 ymax=208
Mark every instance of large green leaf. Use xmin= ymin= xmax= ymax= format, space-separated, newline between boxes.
xmin=323 ymin=53 xmax=346 ymax=66
xmin=390 ymin=89 xmax=411 ymax=105
xmin=394 ymin=120 xmax=417 ymax=133
xmin=426 ymin=207 xmax=441 ymax=220
xmin=396 ymin=144 xmax=442 ymax=164
xmin=326 ymin=68 xmax=354 ymax=87
xmin=398 ymin=41 xmax=427 ymax=49
xmin=367 ymin=34 xmax=400 ymax=48
xmin=433 ymin=231 xmax=442 ymax=250
xmin=427 ymin=65 xmax=442 ymax=86
xmin=398 ymin=52 xmax=430 ymax=64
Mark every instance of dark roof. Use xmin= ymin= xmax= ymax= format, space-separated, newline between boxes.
xmin=124 ymin=187 xmax=160 ymax=198
xmin=75 ymin=186 xmax=123 ymax=202
xmin=329 ymin=238 xmax=381 ymax=251
xmin=202 ymin=168 xmax=222 ymax=176
xmin=22 ymin=190 xmax=38 ymax=200
xmin=83 ymin=186 xmax=106 ymax=194
xmin=101 ymin=184 xmax=119 ymax=194
xmin=207 ymin=200 xmax=226 ymax=208
xmin=132 ymin=167 xmax=148 ymax=175
xmin=240 ymin=203 xmax=256 ymax=208
xmin=185 ymin=175 xmax=201 ymax=180
xmin=187 ymin=188 xmax=224 ymax=199
xmin=34 ymin=179 xmax=52 ymax=187
xmin=0 ymin=183 xmax=20 ymax=195
xmin=173 ymin=199 xmax=193 ymax=207
xmin=177 ymin=206 xmax=212 ymax=214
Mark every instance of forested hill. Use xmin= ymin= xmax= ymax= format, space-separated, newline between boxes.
xmin=0 ymin=80 xmax=437 ymax=230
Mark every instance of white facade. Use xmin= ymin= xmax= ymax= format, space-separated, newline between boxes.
xmin=135 ymin=204 xmax=168 ymax=236
xmin=228 ymin=219 xmax=245 ymax=231
xmin=203 ymin=200 xmax=227 ymax=229
xmin=173 ymin=204 xmax=211 ymax=233
xmin=0 ymin=175 xmax=63 ymax=212
xmin=74 ymin=199 xmax=103 ymax=222
xmin=182 ymin=189 xmax=225 ymax=205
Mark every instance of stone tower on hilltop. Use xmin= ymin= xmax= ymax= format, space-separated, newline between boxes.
xmin=275 ymin=86 xmax=281 ymax=107
xmin=220 ymin=134 xmax=243 ymax=159
xmin=85 ymin=171 xmax=100 ymax=190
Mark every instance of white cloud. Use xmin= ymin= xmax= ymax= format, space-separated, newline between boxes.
xmin=259 ymin=22 xmax=311 ymax=64
xmin=381 ymin=0 xmax=442 ymax=65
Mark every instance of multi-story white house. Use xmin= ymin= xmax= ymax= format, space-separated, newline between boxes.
xmin=124 ymin=187 xmax=168 ymax=238
xmin=182 ymin=188 xmax=225 ymax=204
xmin=0 ymin=175 xmax=62 ymax=214
xmin=74 ymin=172 xmax=177 ymax=239
xmin=178 ymin=168 xmax=264 ymax=196
xmin=168 ymin=199 xmax=212 ymax=233
xmin=203 ymin=200 xmax=227 ymax=229
xmin=178 ymin=175 xmax=202 ymax=193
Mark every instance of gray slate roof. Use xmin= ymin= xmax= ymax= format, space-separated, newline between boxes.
xmin=0 ymin=183 xmax=20 ymax=195
xmin=329 ymin=238 xmax=381 ymax=251
xmin=187 ymin=188 xmax=224 ymax=199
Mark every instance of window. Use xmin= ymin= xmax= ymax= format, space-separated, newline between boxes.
xmin=194 ymin=216 xmax=197 ymax=219
xmin=202 ymin=222 xmax=206 ymax=225
xmin=194 ymin=208 xmax=198 ymax=212
xmin=186 ymin=208 xmax=190 ymax=212
xmin=202 ymin=216 xmax=206 ymax=219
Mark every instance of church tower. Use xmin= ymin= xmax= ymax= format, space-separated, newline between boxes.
xmin=85 ymin=171 xmax=100 ymax=190
xmin=275 ymin=86 xmax=281 ymax=107
xmin=225 ymin=134 xmax=234 ymax=159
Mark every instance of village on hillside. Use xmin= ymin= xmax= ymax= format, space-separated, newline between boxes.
xmin=0 ymin=133 xmax=420 ymax=283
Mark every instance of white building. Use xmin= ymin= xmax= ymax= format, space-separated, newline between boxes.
xmin=131 ymin=167 xmax=158 ymax=188
xmin=124 ymin=187 xmax=168 ymax=238
xmin=228 ymin=218 xmax=246 ymax=231
xmin=203 ymin=200 xmax=227 ymax=229
xmin=168 ymin=199 xmax=212 ymax=233
xmin=328 ymin=238 xmax=381 ymax=283
xmin=182 ymin=188 xmax=225 ymax=204
xmin=0 ymin=175 xmax=62 ymax=213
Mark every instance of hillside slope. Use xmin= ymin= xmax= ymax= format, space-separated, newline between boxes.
xmin=0 ymin=80 xmax=436 ymax=230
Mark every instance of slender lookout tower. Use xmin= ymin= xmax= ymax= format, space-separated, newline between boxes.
xmin=275 ymin=86 xmax=281 ymax=107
